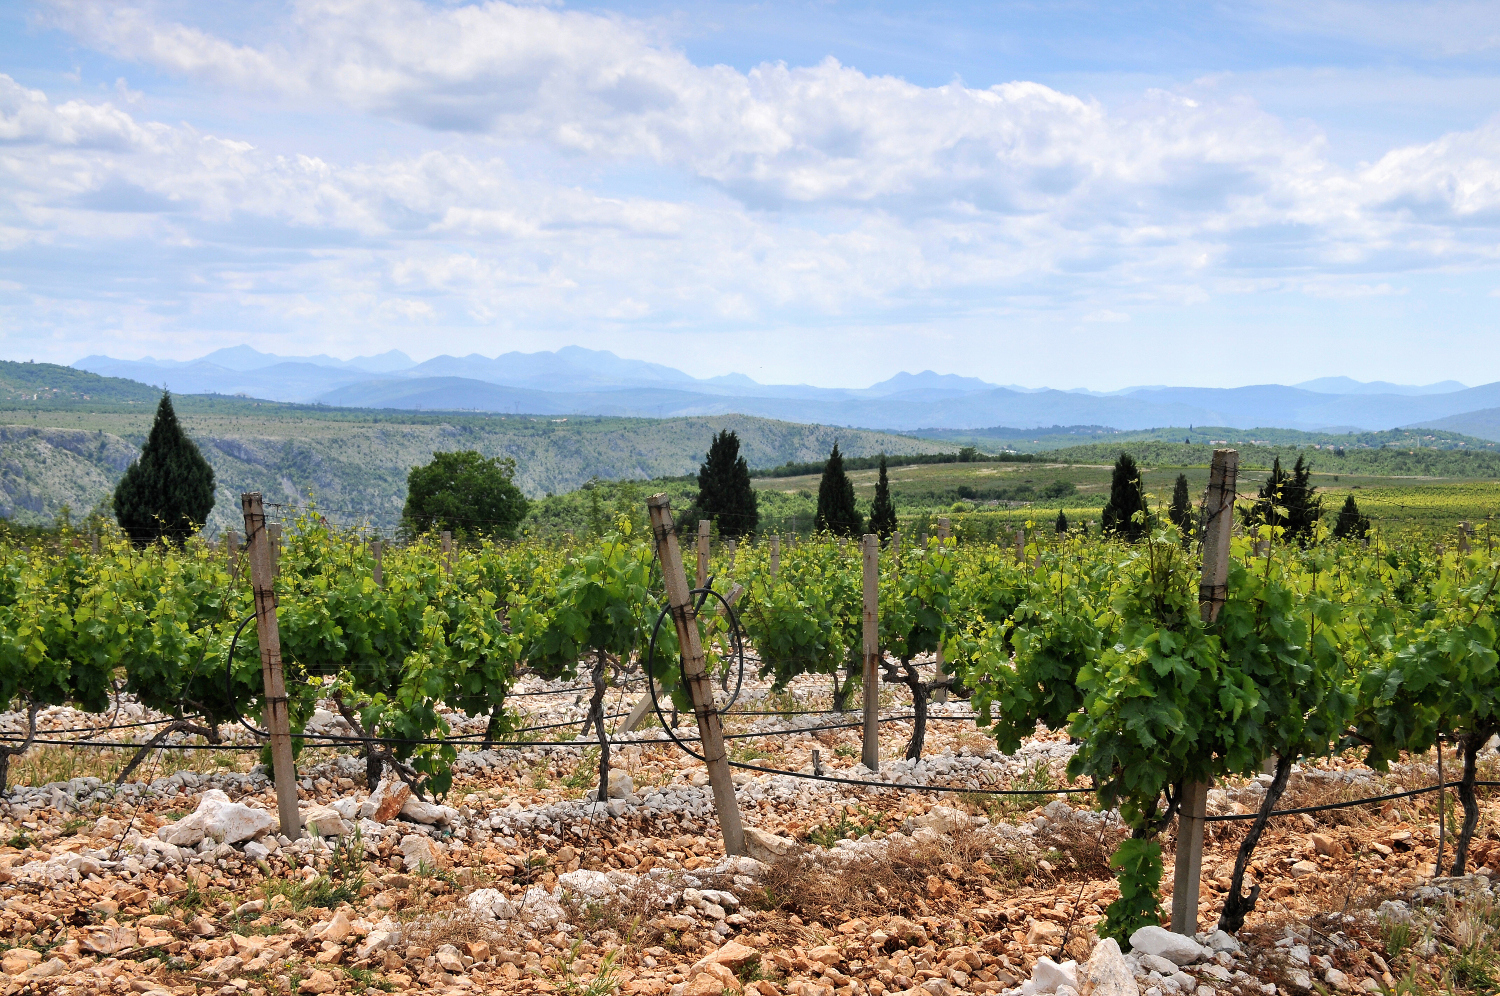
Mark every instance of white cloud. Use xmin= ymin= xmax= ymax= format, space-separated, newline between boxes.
xmin=7 ymin=0 xmax=1500 ymax=380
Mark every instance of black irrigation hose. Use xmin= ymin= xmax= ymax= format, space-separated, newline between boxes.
xmin=1204 ymin=779 xmax=1500 ymax=822
xmin=644 ymin=597 xmax=1098 ymax=798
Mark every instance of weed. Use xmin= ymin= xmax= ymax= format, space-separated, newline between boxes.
xmin=262 ymin=833 xmax=365 ymax=910
xmin=564 ymin=749 xmax=601 ymax=791
xmin=559 ymin=940 xmax=621 ymax=996
xmin=342 ymin=965 xmax=392 ymax=991
xmin=1382 ymin=916 xmax=1415 ymax=962
xmin=730 ymin=745 xmax=773 ymax=764
xmin=804 ymin=804 xmax=888 ymax=847
xmin=833 ymin=744 xmax=857 ymax=760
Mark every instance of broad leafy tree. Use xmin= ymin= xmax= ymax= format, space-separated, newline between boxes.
xmin=113 ymin=393 xmax=215 ymax=547
xmin=402 ymin=451 xmax=529 ymax=541
xmin=815 ymin=443 xmax=863 ymax=536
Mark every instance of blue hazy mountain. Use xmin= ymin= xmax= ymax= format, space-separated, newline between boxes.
xmin=72 ymin=347 xmax=1500 ymax=437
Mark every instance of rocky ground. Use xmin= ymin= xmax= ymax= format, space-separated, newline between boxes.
xmin=2 ymin=669 xmax=1498 ymax=996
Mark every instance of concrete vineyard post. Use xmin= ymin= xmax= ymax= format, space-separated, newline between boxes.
xmin=441 ymin=531 xmax=452 ymax=574
xmin=862 ymin=533 xmax=880 ymax=772
xmin=372 ymin=539 xmax=383 ymax=588
xmin=646 ymin=495 xmax=745 ymax=856
xmin=769 ymin=534 xmax=780 ymax=577
xmin=241 ymin=493 xmax=302 ymax=839
xmin=1172 ymin=448 xmax=1238 ymax=937
xmin=726 ymin=539 xmax=736 ymax=572
xmin=267 ymin=523 xmax=282 ymax=578
xmin=697 ymin=520 xmax=710 ymax=590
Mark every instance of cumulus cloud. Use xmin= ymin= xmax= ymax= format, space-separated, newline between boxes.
xmin=9 ymin=0 xmax=1500 ymax=370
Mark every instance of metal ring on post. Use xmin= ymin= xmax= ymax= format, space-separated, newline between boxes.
xmin=643 ymin=585 xmax=747 ymax=761
xmin=224 ymin=612 xmax=270 ymax=739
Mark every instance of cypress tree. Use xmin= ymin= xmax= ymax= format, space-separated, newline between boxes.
xmin=1168 ymin=473 xmax=1192 ymax=534
xmin=1055 ymin=509 xmax=1069 ymax=534
xmin=868 ymin=454 xmax=897 ymax=539
xmin=815 ymin=443 xmax=863 ymax=537
xmin=1332 ymin=495 xmax=1371 ymax=540
xmin=691 ymin=430 xmax=758 ymax=538
xmin=1100 ymin=452 xmax=1148 ymax=542
xmin=113 ymin=392 xmax=215 ymax=546
xmin=1245 ymin=455 xmax=1322 ymax=545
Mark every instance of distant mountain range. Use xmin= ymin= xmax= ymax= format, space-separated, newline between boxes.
xmin=71 ymin=347 xmax=1500 ymax=439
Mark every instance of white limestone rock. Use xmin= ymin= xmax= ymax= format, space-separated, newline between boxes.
xmin=1129 ymin=927 xmax=1205 ymax=968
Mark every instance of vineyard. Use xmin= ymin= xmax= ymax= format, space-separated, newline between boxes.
xmin=1 ymin=472 xmax=1499 ymax=996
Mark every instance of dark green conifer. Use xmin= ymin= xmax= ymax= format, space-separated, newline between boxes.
xmin=1055 ymin=509 xmax=1069 ymax=534
xmin=815 ymin=443 xmax=863 ymax=537
xmin=1245 ymin=455 xmax=1322 ymax=545
xmin=1331 ymin=494 xmax=1371 ymax=540
xmin=691 ymin=430 xmax=758 ymax=538
xmin=868 ymin=455 xmax=897 ymax=539
xmin=1100 ymin=452 xmax=1148 ymax=541
xmin=1168 ymin=473 xmax=1192 ymax=535
xmin=113 ymin=393 xmax=215 ymax=546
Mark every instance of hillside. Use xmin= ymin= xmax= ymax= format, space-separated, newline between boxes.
xmin=918 ymin=424 xmax=1500 ymax=453
xmin=0 ymin=403 xmax=944 ymax=534
xmin=0 ymin=360 xmax=160 ymax=406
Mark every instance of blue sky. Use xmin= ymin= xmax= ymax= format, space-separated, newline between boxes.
xmin=1 ymin=0 xmax=1498 ymax=389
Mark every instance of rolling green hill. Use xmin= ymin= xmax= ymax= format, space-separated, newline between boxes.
xmin=0 ymin=360 xmax=161 ymax=406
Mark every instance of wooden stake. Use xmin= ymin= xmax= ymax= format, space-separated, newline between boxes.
xmin=769 ymin=534 xmax=780 ymax=577
xmin=647 ymin=495 xmax=745 ymax=855
xmin=225 ymin=531 xmax=239 ymax=581
xmin=697 ymin=520 xmax=710 ymax=589
xmin=441 ymin=530 xmax=453 ymax=574
xmin=1173 ymin=448 xmax=1238 ymax=936
xmin=932 ymin=520 xmax=952 ymax=703
xmin=372 ymin=539 xmax=383 ymax=588
xmin=90 ymin=533 xmax=100 ymax=556
xmin=726 ymin=539 xmax=736 ymax=572
xmin=1014 ymin=529 xmax=1024 ymax=563
xmin=862 ymin=533 xmax=880 ymax=772
xmin=241 ymin=493 xmax=302 ymax=839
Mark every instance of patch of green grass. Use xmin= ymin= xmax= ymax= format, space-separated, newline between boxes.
xmin=833 ymin=744 xmax=857 ymax=759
